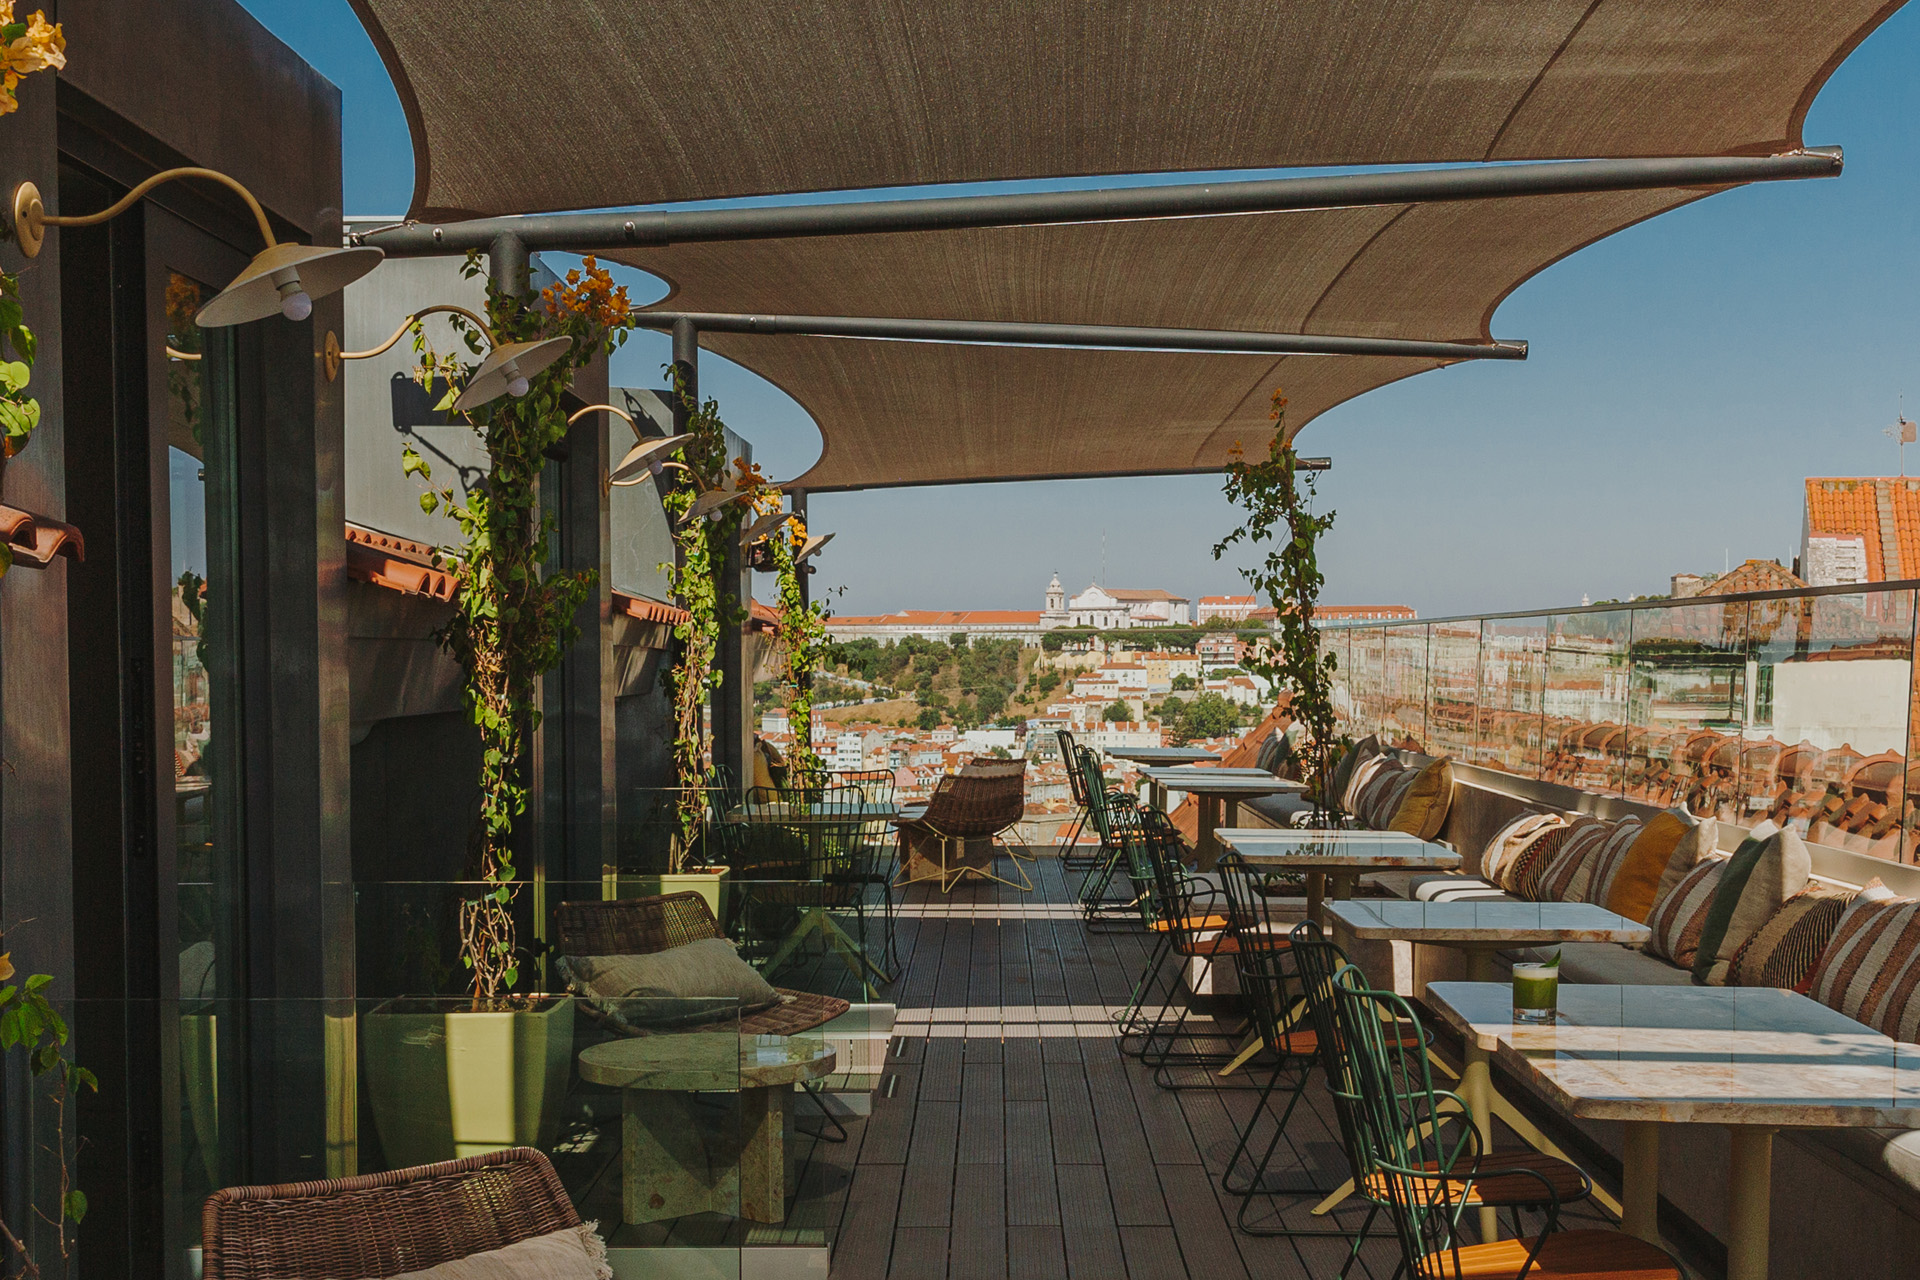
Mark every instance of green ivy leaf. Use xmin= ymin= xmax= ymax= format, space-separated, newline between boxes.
xmin=64 ymin=1190 xmax=88 ymax=1224
xmin=420 ymin=492 xmax=439 ymax=515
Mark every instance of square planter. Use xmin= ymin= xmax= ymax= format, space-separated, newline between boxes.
xmin=362 ymin=994 xmax=574 ymax=1169
xmin=604 ymin=868 xmax=730 ymax=920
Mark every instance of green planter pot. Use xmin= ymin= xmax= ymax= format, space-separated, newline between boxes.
xmin=604 ymin=868 xmax=730 ymax=920
xmin=362 ymin=995 xmax=575 ymax=1169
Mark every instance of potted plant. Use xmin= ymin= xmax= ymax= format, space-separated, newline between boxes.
xmin=363 ymin=257 xmax=636 ymax=1167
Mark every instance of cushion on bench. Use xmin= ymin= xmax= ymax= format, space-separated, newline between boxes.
xmin=1554 ymin=941 xmax=1696 ymax=986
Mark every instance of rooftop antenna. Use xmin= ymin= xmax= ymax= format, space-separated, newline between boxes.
xmin=1886 ymin=394 xmax=1915 ymax=476
xmin=1101 ymin=530 xmax=1107 ymax=587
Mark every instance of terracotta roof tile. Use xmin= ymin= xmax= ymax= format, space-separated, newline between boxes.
xmin=345 ymin=523 xmax=458 ymax=601
xmin=1804 ymin=478 xmax=1886 ymax=581
xmin=0 ymin=503 xmax=83 ymax=568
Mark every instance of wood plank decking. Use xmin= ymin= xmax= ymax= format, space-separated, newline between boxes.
xmin=571 ymin=849 xmax=1620 ymax=1278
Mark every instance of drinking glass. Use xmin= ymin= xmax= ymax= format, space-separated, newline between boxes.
xmin=1511 ymin=961 xmax=1559 ymax=1023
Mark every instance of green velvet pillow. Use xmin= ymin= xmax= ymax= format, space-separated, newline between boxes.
xmin=1691 ymin=827 xmax=1812 ymax=985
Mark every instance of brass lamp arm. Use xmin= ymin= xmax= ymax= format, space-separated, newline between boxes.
xmin=29 ymin=167 xmax=278 ymax=250
xmin=342 ymin=305 xmax=494 ymax=360
xmin=566 ymin=402 xmax=638 ymax=437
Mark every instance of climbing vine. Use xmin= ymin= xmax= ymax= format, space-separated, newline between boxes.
xmin=401 ymin=255 xmax=631 ymax=998
xmin=0 ymin=943 xmax=95 ymax=1279
xmin=657 ymin=380 xmax=769 ymax=868
xmin=1213 ymin=389 xmax=1340 ymax=811
xmin=0 ymin=268 xmax=39 ymax=579
xmin=770 ymin=518 xmax=829 ymax=783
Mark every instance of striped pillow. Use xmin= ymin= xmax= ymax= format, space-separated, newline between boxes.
xmin=1499 ymin=822 xmax=1581 ymax=897
xmin=1523 ymin=819 xmax=1606 ymax=902
xmin=1645 ymin=855 xmax=1730 ymax=970
xmin=1540 ymin=817 xmax=1643 ymax=904
xmin=1582 ymin=816 xmax=1650 ymax=906
xmin=1728 ymin=885 xmax=1855 ymax=991
xmin=1481 ymin=812 xmax=1564 ymax=884
xmin=1805 ymin=880 xmax=1920 ymax=1040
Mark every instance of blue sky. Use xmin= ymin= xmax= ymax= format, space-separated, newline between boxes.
xmin=242 ymin=1 xmax=1920 ymax=619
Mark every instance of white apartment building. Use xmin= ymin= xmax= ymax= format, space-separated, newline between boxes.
xmin=1197 ymin=595 xmax=1259 ymax=622
xmin=1066 ymin=584 xmax=1192 ymax=628
xmin=1080 ymin=721 xmax=1165 ymax=754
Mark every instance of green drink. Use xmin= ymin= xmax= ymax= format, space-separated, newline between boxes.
xmin=1511 ymin=961 xmax=1559 ymax=1023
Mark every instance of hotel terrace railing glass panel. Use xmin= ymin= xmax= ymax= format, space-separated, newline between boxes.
xmin=1326 ymin=582 xmax=1920 ymax=862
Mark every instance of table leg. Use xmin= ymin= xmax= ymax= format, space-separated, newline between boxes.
xmin=1305 ymin=871 xmax=1326 ymax=925
xmin=737 ymin=1083 xmax=795 ymax=1224
xmin=1726 ymin=1127 xmax=1774 ymax=1280
xmin=1621 ymin=1121 xmax=1660 ymax=1244
xmin=622 ymin=1088 xmax=741 ymax=1223
xmin=1460 ymin=1036 xmax=1498 ymax=1242
xmin=1197 ymin=796 xmax=1219 ymax=871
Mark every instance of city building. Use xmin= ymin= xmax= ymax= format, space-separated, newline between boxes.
xmin=823 ymin=608 xmax=1050 ymax=644
xmin=1197 ymin=633 xmax=1247 ymax=668
xmin=1311 ymin=604 xmax=1419 ymax=625
xmin=1197 ymin=594 xmax=1260 ymax=622
xmin=1066 ymin=583 xmax=1192 ymax=628
xmin=1800 ymin=476 xmax=1920 ymax=585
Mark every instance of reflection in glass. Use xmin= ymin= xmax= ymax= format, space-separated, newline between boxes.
xmin=1477 ymin=616 xmax=1548 ymax=776
xmin=1427 ymin=622 xmax=1481 ymax=761
xmin=168 ymin=272 xmax=241 ymax=1220
xmin=1382 ymin=625 xmax=1429 ymax=750
xmin=1626 ymin=601 xmax=1749 ymax=820
xmin=1544 ymin=611 xmax=1632 ymax=796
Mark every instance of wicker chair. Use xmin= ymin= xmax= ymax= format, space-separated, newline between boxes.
xmin=553 ymin=892 xmax=850 ymax=1037
xmin=202 ymin=1147 xmax=577 ymax=1279
xmin=893 ymin=757 xmax=1030 ymax=892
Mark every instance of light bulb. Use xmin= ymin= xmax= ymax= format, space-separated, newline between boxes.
xmin=280 ymin=290 xmax=313 ymax=321
xmin=648 ymin=459 xmax=665 ymax=477
xmin=506 ymin=374 xmax=531 ymax=398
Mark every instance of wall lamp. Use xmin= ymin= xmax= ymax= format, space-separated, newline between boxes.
xmin=795 ymin=532 xmax=833 ymax=563
xmin=322 ymin=304 xmax=572 ymax=411
xmin=11 ymin=167 xmax=381 ymax=326
xmin=564 ymin=402 xmax=692 ymax=487
xmin=742 ymin=509 xmax=795 ymax=546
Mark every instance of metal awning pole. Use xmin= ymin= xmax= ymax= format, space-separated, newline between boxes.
xmin=357 ymin=150 xmax=1841 ymax=257
xmin=633 ymin=312 xmax=1527 ymax=360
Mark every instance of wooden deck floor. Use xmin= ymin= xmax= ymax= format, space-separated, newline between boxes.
xmin=792 ymin=853 xmax=1615 ymax=1280
xmin=563 ymin=849 xmax=1621 ymax=1277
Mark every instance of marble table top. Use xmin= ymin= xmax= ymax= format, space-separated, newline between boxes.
xmin=1107 ymin=747 xmax=1220 ymax=764
xmin=1327 ymin=899 xmax=1651 ymax=945
xmin=1423 ymin=983 xmax=1920 ymax=1126
xmin=1137 ymin=768 xmax=1305 ymax=794
xmin=579 ymin=1032 xmax=836 ymax=1092
xmin=1216 ymin=828 xmax=1461 ymax=871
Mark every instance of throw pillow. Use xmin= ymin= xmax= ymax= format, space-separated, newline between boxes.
xmin=1727 ymin=884 xmax=1855 ymax=990
xmin=1644 ymin=854 xmax=1730 ymax=969
xmin=1351 ymin=759 xmax=1410 ymax=829
xmin=1606 ymin=811 xmax=1715 ymax=925
xmin=1329 ymin=734 xmax=1378 ymax=805
xmin=392 ymin=1224 xmax=612 ymax=1279
xmin=1480 ymin=812 xmax=1564 ymax=884
xmin=564 ymin=938 xmax=784 ymax=1024
xmin=1692 ymin=828 xmax=1812 ymax=985
xmin=1806 ymin=880 xmax=1920 ymax=1039
xmin=1343 ymin=743 xmax=1392 ymax=814
xmin=1384 ymin=756 xmax=1454 ymax=840
xmin=1495 ymin=820 xmax=1578 ymax=895
xmin=1517 ymin=818 xmax=1605 ymax=902
xmin=1577 ymin=816 xmax=1649 ymax=906
xmin=1537 ymin=817 xmax=1640 ymax=904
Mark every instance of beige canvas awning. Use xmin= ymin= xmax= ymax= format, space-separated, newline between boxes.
xmin=348 ymin=0 xmax=1899 ymax=488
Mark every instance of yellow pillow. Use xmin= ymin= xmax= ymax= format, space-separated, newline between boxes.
xmin=1601 ymin=811 xmax=1690 ymax=924
xmin=1386 ymin=757 xmax=1453 ymax=840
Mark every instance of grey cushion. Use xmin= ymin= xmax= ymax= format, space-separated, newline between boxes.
xmin=563 ymin=938 xmax=783 ymax=1025
xmin=1810 ymin=1127 xmax=1920 ymax=1213
xmin=392 ymin=1224 xmax=612 ymax=1279
xmin=1554 ymin=941 xmax=1694 ymax=986
xmin=1244 ymin=793 xmax=1318 ymax=827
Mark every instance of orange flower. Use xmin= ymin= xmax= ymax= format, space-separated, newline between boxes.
xmin=0 ymin=951 xmax=13 ymax=982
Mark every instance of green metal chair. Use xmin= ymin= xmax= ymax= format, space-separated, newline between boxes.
xmin=1330 ymin=972 xmax=1679 ymax=1280
xmin=1076 ymin=745 xmax=1152 ymax=922
xmin=1055 ymin=728 xmax=1100 ymax=869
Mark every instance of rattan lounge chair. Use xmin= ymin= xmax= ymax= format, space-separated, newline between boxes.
xmin=892 ymin=757 xmax=1030 ymax=892
xmin=553 ymin=892 xmax=851 ymax=1037
xmin=201 ymin=1147 xmax=579 ymax=1279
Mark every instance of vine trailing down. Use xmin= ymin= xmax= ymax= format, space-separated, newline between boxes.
xmin=1213 ymin=389 xmax=1341 ymax=812
xmin=770 ymin=515 xmax=829 ymax=783
xmin=401 ymin=254 xmax=633 ymax=999
xmin=0 ymin=943 xmax=95 ymax=1279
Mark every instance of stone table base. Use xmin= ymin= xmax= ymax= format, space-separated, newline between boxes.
xmin=622 ymin=1083 xmax=797 ymax=1224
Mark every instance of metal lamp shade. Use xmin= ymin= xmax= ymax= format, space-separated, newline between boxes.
xmin=195 ymin=243 xmax=385 ymax=328
xmin=795 ymin=532 xmax=835 ymax=562
xmin=687 ymin=485 xmax=745 ymax=521
xmin=610 ymin=434 xmax=691 ymax=485
xmin=741 ymin=510 xmax=794 ymax=544
xmin=452 ymin=337 xmax=574 ymax=412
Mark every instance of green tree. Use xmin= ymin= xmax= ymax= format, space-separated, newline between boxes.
xmin=915 ymin=707 xmax=942 ymax=731
xmin=1170 ymin=673 xmax=1197 ymax=691
xmin=989 ymin=745 xmax=1012 ymax=759
xmin=1180 ymin=691 xmax=1240 ymax=741
xmin=975 ymin=684 xmax=1008 ymax=720
xmin=1102 ymin=699 xmax=1132 ymax=722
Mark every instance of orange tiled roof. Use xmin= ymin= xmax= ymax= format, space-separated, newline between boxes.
xmin=345 ymin=524 xmax=458 ymax=601
xmin=1803 ymin=477 xmax=1920 ymax=582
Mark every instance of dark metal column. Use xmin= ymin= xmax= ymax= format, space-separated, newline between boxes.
xmin=487 ymin=232 xmax=529 ymax=299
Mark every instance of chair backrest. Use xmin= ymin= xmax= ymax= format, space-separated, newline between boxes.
xmin=834 ymin=767 xmax=897 ymax=804
xmin=1330 ymin=974 xmax=1478 ymax=1280
xmin=1078 ymin=746 xmax=1138 ymax=846
xmin=739 ymin=783 xmax=869 ymax=877
xmin=1210 ymin=854 xmax=1311 ymax=1056
xmin=202 ymin=1148 xmax=579 ymax=1280
xmin=1285 ymin=920 xmax=1373 ymax=1176
xmin=553 ymin=892 xmax=722 ymax=957
xmin=1057 ymin=729 xmax=1091 ymax=805
xmin=921 ymin=759 xmax=1026 ymax=835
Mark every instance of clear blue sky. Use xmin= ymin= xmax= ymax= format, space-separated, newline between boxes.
xmin=243 ymin=1 xmax=1920 ymax=619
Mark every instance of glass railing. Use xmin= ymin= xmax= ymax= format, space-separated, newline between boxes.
xmin=1324 ymin=581 xmax=1920 ymax=862
xmin=6 ymin=992 xmax=871 ymax=1278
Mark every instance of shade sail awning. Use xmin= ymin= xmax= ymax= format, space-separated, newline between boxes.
xmin=347 ymin=0 xmax=1900 ymax=489
xmin=352 ymin=0 xmax=1891 ymax=219
xmin=617 ymin=186 xmax=1698 ymax=488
